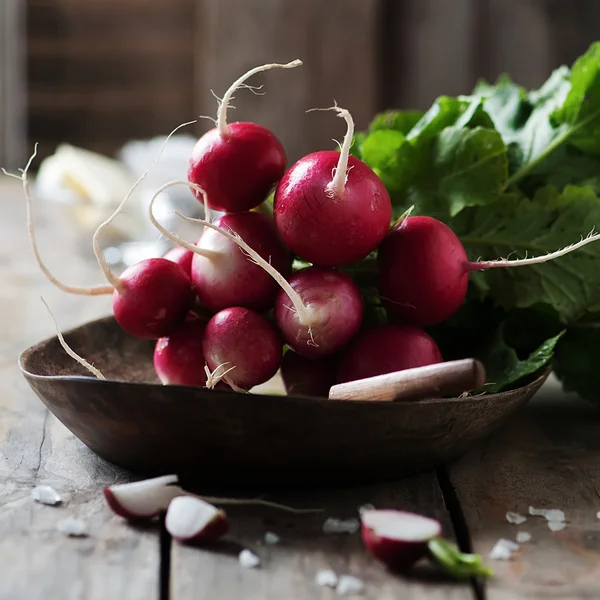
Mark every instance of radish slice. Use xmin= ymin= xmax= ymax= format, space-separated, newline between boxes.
xmin=103 ymin=475 xmax=183 ymax=520
xmin=361 ymin=509 xmax=442 ymax=570
xmin=165 ymin=496 xmax=230 ymax=544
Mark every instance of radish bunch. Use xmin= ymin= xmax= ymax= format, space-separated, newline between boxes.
xmin=16 ymin=58 xmax=600 ymax=397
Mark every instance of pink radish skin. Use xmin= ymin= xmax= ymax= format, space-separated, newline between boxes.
xmin=274 ymin=107 xmax=392 ymax=266
xmin=274 ymin=267 xmax=363 ymax=358
xmin=165 ymin=496 xmax=230 ymax=545
xmin=187 ymin=60 xmax=302 ymax=213
xmin=153 ymin=316 xmax=210 ymax=387
xmin=361 ymin=509 xmax=442 ymax=571
xmin=164 ymin=246 xmax=194 ymax=276
xmin=112 ymin=258 xmax=193 ymax=339
xmin=281 ymin=350 xmax=337 ymax=398
xmin=103 ymin=475 xmax=184 ymax=521
xmin=203 ymin=307 xmax=282 ymax=390
xmin=337 ymin=323 xmax=443 ymax=384
xmin=192 ymin=212 xmax=291 ymax=312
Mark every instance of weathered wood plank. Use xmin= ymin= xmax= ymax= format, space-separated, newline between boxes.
xmin=194 ymin=0 xmax=381 ymax=163
xmin=449 ymin=375 xmax=600 ymax=598
xmin=0 ymin=179 xmax=160 ymax=600
xmin=170 ymin=473 xmax=472 ymax=599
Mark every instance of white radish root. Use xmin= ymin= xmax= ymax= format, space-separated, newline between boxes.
xmin=216 ymin=60 xmax=302 ymax=138
xmin=147 ymin=179 xmax=313 ymax=330
xmin=40 ymin=296 xmax=105 ymax=380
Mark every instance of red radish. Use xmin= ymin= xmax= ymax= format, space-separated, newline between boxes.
xmin=188 ymin=60 xmax=302 ymax=213
xmin=337 ymin=323 xmax=442 ymax=384
xmin=150 ymin=182 xmax=362 ymax=358
xmin=281 ymin=350 xmax=337 ymax=397
xmin=273 ymin=106 xmax=392 ymax=266
xmin=154 ymin=316 xmax=209 ymax=386
xmin=379 ymin=214 xmax=600 ymax=327
xmin=150 ymin=182 xmax=292 ymax=313
xmin=164 ymin=246 xmax=194 ymax=276
xmin=203 ymin=307 xmax=282 ymax=390
xmin=274 ymin=267 xmax=363 ymax=358
xmin=104 ymin=475 xmax=184 ymax=521
xmin=361 ymin=509 xmax=442 ymax=571
xmin=166 ymin=496 xmax=230 ymax=544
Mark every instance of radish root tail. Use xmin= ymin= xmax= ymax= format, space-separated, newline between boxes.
xmin=216 ymin=59 xmax=303 ymax=138
xmin=92 ymin=119 xmax=197 ymax=292
xmin=467 ymin=230 xmax=600 ymax=271
xmin=2 ymin=146 xmax=113 ymax=296
xmin=40 ymin=296 xmax=106 ymax=380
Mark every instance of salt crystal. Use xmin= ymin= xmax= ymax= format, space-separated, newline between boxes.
xmin=322 ymin=517 xmax=360 ymax=535
xmin=239 ymin=549 xmax=260 ymax=569
xmin=528 ymin=506 xmax=565 ymax=523
xmin=548 ymin=520 xmax=566 ymax=532
xmin=506 ymin=511 xmax=527 ymax=525
xmin=57 ymin=517 xmax=88 ymax=537
xmin=516 ymin=532 xmax=532 ymax=544
xmin=358 ymin=504 xmax=375 ymax=515
xmin=264 ymin=532 xmax=280 ymax=545
xmin=336 ymin=575 xmax=364 ymax=596
xmin=31 ymin=485 xmax=62 ymax=506
xmin=488 ymin=538 xmax=519 ymax=560
xmin=315 ymin=569 xmax=338 ymax=588
xmin=596 ymin=511 xmax=600 ymax=520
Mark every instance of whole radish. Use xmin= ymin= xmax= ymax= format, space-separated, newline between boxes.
xmin=202 ymin=307 xmax=282 ymax=391
xmin=150 ymin=181 xmax=291 ymax=312
xmin=149 ymin=182 xmax=365 ymax=359
xmin=164 ymin=246 xmax=194 ymax=276
xmin=188 ymin=60 xmax=302 ymax=213
xmin=378 ymin=214 xmax=600 ymax=327
xmin=280 ymin=350 xmax=337 ymax=398
xmin=154 ymin=316 xmax=209 ymax=387
xmin=273 ymin=105 xmax=392 ymax=266
xmin=337 ymin=323 xmax=443 ymax=384
xmin=274 ymin=267 xmax=363 ymax=358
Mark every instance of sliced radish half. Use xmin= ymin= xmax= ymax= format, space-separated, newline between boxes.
xmin=104 ymin=474 xmax=184 ymax=521
xmin=165 ymin=496 xmax=230 ymax=544
xmin=361 ymin=509 xmax=442 ymax=570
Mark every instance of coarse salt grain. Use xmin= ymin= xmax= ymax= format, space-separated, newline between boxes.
xmin=31 ymin=485 xmax=62 ymax=506
xmin=57 ymin=517 xmax=88 ymax=537
xmin=264 ymin=532 xmax=280 ymax=545
xmin=528 ymin=506 xmax=565 ymax=523
xmin=239 ymin=549 xmax=260 ymax=569
xmin=506 ymin=511 xmax=527 ymax=525
xmin=548 ymin=520 xmax=566 ymax=532
xmin=489 ymin=538 xmax=519 ymax=560
xmin=516 ymin=531 xmax=532 ymax=544
xmin=322 ymin=517 xmax=360 ymax=535
xmin=336 ymin=575 xmax=364 ymax=596
xmin=596 ymin=511 xmax=600 ymax=520
xmin=358 ymin=504 xmax=375 ymax=515
xmin=315 ymin=569 xmax=338 ymax=588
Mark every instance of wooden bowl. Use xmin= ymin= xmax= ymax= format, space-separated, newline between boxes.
xmin=19 ymin=316 xmax=549 ymax=487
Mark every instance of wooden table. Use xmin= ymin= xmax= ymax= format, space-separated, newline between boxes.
xmin=1 ymin=177 xmax=600 ymax=600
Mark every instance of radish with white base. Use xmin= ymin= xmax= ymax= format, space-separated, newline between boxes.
xmin=165 ymin=496 xmax=230 ymax=544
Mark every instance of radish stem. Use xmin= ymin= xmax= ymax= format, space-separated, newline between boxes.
xmin=92 ymin=120 xmax=197 ymax=293
xmin=467 ymin=230 xmax=600 ymax=271
xmin=148 ymin=180 xmax=312 ymax=327
xmin=2 ymin=147 xmax=113 ymax=296
xmin=216 ymin=60 xmax=302 ymax=138
xmin=40 ymin=296 xmax=105 ymax=379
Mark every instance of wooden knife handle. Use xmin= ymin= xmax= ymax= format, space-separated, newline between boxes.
xmin=327 ymin=359 xmax=486 ymax=402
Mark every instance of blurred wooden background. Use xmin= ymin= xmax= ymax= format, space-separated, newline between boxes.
xmin=3 ymin=0 xmax=600 ymax=168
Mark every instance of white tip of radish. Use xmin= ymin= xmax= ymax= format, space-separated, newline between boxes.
xmin=264 ymin=531 xmax=280 ymax=545
xmin=315 ymin=569 xmax=338 ymax=588
xmin=104 ymin=474 xmax=182 ymax=520
xmin=516 ymin=532 xmax=532 ymax=544
xmin=57 ymin=517 xmax=88 ymax=537
xmin=165 ymin=495 xmax=229 ymax=544
xmin=322 ymin=517 xmax=360 ymax=535
xmin=31 ymin=485 xmax=62 ymax=506
xmin=506 ymin=511 xmax=527 ymax=525
xmin=360 ymin=510 xmax=441 ymax=541
xmin=239 ymin=549 xmax=261 ymax=569
xmin=488 ymin=538 xmax=519 ymax=560
xmin=336 ymin=575 xmax=364 ymax=596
